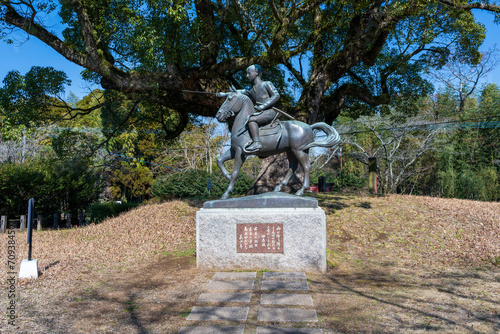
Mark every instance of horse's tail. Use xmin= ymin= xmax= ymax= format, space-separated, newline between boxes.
xmin=297 ymin=122 xmax=340 ymax=151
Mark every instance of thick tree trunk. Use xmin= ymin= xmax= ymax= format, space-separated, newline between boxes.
xmin=246 ymin=153 xmax=304 ymax=195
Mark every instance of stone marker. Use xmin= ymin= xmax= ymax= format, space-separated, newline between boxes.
xmin=1 ymin=216 xmax=6 ymax=233
xmin=263 ymin=272 xmax=307 ymax=280
xmin=198 ymin=292 xmax=252 ymax=303
xmin=178 ymin=326 xmax=245 ymax=334
xmin=206 ymin=280 xmax=255 ymax=290
xmin=78 ymin=212 xmax=84 ymax=227
xmin=213 ymin=272 xmax=257 ymax=280
xmin=66 ymin=213 xmax=71 ymax=228
xmin=261 ymin=294 xmax=314 ymax=306
xmin=261 ymin=281 xmax=309 ymax=291
xmin=186 ymin=307 xmax=249 ymax=321
xmin=257 ymin=308 xmax=318 ymax=322
xmin=257 ymin=327 xmax=323 ymax=334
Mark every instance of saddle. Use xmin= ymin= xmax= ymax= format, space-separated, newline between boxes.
xmin=259 ymin=120 xmax=282 ymax=137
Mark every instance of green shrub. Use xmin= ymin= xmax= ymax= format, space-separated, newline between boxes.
xmin=86 ymin=202 xmax=140 ymax=223
xmin=152 ymin=170 xmax=254 ymax=198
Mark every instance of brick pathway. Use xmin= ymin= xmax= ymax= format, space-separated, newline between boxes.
xmin=178 ymin=271 xmax=323 ymax=334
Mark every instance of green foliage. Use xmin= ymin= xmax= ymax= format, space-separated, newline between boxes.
xmin=0 ymin=67 xmax=70 ymax=126
xmin=438 ymin=166 xmax=499 ymax=201
xmin=152 ymin=170 xmax=254 ymax=199
xmin=310 ymin=171 xmax=366 ymax=191
xmin=418 ymin=83 xmax=500 ymax=201
xmin=86 ymin=201 xmax=140 ymax=223
xmin=108 ymin=161 xmax=154 ymax=201
xmin=0 ymin=157 xmax=101 ymax=217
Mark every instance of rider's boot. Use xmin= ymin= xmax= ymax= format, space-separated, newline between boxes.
xmin=246 ymin=121 xmax=262 ymax=152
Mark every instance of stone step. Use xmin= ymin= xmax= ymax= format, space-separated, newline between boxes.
xmin=206 ymin=280 xmax=255 ymax=290
xmin=261 ymin=294 xmax=314 ymax=306
xmin=257 ymin=327 xmax=323 ymax=334
xmin=257 ymin=308 xmax=318 ymax=322
xmin=198 ymin=292 xmax=252 ymax=303
xmin=261 ymin=281 xmax=309 ymax=291
xmin=186 ymin=307 xmax=249 ymax=321
xmin=263 ymin=272 xmax=307 ymax=280
xmin=213 ymin=272 xmax=257 ymax=280
xmin=178 ymin=326 xmax=245 ymax=334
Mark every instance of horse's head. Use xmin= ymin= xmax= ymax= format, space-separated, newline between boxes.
xmin=216 ymin=91 xmax=242 ymax=123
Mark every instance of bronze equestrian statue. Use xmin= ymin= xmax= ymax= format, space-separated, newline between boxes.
xmin=217 ymin=64 xmax=280 ymax=153
xmin=215 ymin=65 xmax=340 ymax=200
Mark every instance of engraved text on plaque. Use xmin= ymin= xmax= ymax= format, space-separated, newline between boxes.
xmin=236 ymin=223 xmax=283 ymax=253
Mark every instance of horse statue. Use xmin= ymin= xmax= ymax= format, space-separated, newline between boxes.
xmin=215 ymin=91 xmax=340 ymax=200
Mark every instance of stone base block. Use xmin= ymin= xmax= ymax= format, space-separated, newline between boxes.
xmin=196 ymin=207 xmax=326 ymax=273
xmin=19 ymin=259 xmax=38 ymax=279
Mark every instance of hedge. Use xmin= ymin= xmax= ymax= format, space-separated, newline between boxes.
xmin=152 ymin=170 xmax=254 ymax=198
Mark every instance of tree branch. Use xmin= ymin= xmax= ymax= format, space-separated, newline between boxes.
xmin=269 ymin=0 xmax=283 ymax=23
xmin=1 ymin=2 xmax=88 ymax=67
xmin=437 ymin=0 xmax=500 ymax=13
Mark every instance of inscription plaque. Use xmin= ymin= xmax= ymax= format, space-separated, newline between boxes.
xmin=236 ymin=223 xmax=283 ymax=253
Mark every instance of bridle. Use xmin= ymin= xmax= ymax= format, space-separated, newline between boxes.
xmin=219 ymin=94 xmax=239 ymax=121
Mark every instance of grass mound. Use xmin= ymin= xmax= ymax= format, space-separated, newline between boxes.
xmin=317 ymin=193 xmax=500 ymax=270
xmin=1 ymin=200 xmax=197 ymax=282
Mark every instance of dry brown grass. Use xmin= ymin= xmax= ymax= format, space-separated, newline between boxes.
xmin=319 ymin=193 xmax=500 ymax=270
xmin=0 ymin=194 xmax=499 ymax=334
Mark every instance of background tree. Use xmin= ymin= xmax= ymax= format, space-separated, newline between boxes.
xmin=430 ymin=46 xmax=499 ymax=114
xmin=337 ymin=111 xmax=445 ymax=194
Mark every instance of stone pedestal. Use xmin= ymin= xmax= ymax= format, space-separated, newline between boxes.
xmin=196 ymin=193 xmax=326 ymax=273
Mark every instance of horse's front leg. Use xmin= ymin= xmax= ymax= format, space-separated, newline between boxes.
xmin=221 ymin=148 xmax=246 ymax=200
xmin=217 ymin=149 xmax=233 ymax=181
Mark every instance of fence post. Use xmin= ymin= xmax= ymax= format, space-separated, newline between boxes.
xmin=368 ymin=157 xmax=378 ymax=194
xmin=1 ymin=216 xmax=6 ymax=233
xmin=66 ymin=213 xmax=71 ymax=228
xmin=37 ymin=215 xmax=42 ymax=231
xmin=53 ymin=213 xmax=59 ymax=229
xmin=20 ymin=215 xmax=27 ymax=232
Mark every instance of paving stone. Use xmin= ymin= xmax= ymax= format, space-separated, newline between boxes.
xmin=186 ymin=307 xmax=249 ymax=321
xmin=263 ymin=272 xmax=307 ymax=280
xmin=257 ymin=327 xmax=323 ymax=334
xmin=206 ymin=280 xmax=255 ymax=290
xmin=198 ymin=292 xmax=252 ymax=303
xmin=178 ymin=326 xmax=245 ymax=334
xmin=213 ymin=272 xmax=257 ymax=280
xmin=261 ymin=281 xmax=309 ymax=291
xmin=257 ymin=308 xmax=318 ymax=322
xmin=260 ymin=294 xmax=314 ymax=306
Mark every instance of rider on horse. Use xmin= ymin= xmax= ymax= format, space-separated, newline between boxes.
xmin=217 ymin=65 xmax=280 ymax=152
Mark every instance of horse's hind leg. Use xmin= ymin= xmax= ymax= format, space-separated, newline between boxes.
xmin=221 ymin=148 xmax=246 ymax=200
xmin=291 ymin=149 xmax=311 ymax=196
xmin=274 ymin=151 xmax=298 ymax=192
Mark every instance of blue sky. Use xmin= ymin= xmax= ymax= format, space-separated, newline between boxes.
xmin=0 ymin=9 xmax=499 ymax=100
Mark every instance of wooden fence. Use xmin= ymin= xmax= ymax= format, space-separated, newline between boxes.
xmin=1 ymin=212 xmax=87 ymax=233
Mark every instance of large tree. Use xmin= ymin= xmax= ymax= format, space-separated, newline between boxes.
xmin=2 ymin=1 xmax=499 ymax=125
xmin=1 ymin=1 xmax=499 ymax=192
